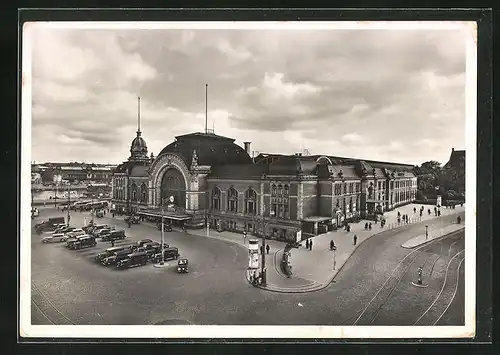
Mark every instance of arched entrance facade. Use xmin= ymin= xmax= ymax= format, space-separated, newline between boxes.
xmin=148 ymin=153 xmax=192 ymax=210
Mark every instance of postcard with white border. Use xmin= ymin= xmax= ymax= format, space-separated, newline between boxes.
xmin=21 ymin=20 xmax=477 ymax=339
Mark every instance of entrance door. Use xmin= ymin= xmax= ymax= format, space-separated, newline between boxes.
xmin=160 ymin=168 xmax=186 ymax=208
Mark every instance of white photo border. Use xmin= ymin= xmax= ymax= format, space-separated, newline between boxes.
xmin=20 ymin=20 xmax=477 ymax=339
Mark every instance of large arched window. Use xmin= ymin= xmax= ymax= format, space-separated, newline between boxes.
xmin=211 ymin=186 xmax=221 ymax=210
xmin=141 ymin=183 xmax=147 ymax=203
xmin=245 ymin=188 xmax=257 ymax=215
xmin=131 ymin=182 xmax=137 ymax=202
xmin=227 ymin=187 xmax=238 ymax=212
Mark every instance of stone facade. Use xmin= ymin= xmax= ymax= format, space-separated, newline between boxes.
xmin=111 ymin=131 xmax=418 ymax=242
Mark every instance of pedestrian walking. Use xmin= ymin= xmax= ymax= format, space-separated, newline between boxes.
xmin=457 ymin=216 xmax=461 ymax=224
xmin=353 ymin=234 xmax=357 ymax=245
xmin=397 ymin=217 xmax=401 ymax=224
xmin=347 ymin=225 xmax=351 ymax=232
xmin=330 ymin=240 xmax=335 ymax=250
xmin=111 ymin=239 xmax=115 ymax=247
xmin=309 ymin=240 xmax=313 ymax=250
xmin=305 ymin=239 xmax=309 ymax=250
xmin=266 ymin=244 xmax=270 ymax=254
xmin=413 ymin=207 xmax=416 ymax=213
xmin=243 ymin=231 xmax=247 ymax=243
xmin=368 ymin=223 xmax=372 ymax=230
xmin=365 ymin=222 xmax=368 ymax=230
xmin=438 ymin=209 xmax=441 ymax=216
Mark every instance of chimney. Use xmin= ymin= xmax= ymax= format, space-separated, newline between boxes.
xmin=244 ymin=142 xmax=251 ymax=155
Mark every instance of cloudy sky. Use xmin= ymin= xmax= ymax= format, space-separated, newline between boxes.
xmin=28 ymin=23 xmax=469 ymax=166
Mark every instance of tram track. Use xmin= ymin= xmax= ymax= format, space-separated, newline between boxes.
xmin=413 ymin=250 xmax=465 ymax=326
xmin=352 ymin=229 xmax=464 ymax=325
xmin=31 ymin=282 xmax=74 ymax=325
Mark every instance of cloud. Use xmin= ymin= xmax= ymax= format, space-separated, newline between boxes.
xmin=28 ymin=26 xmax=467 ymax=165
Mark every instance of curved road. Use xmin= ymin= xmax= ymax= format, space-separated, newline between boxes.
xmin=30 ymin=208 xmax=465 ymax=325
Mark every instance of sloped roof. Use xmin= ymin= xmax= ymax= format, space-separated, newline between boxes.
xmin=269 ymin=156 xmax=317 ymax=175
xmin=158 ymin=132 xmax=252 ymax=167
xmin=209 ymin=164 xmax=269 ymax=179
xmin=443 ymin=149 xmax=465 ymax=169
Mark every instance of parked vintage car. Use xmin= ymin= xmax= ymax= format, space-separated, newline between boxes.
xmin=47 ymin=224 xmax=69 ymax=234
xmin=135 ymin=239 xmax=153 ymax=248
xmin=65 ymin=235 xmax=89 ymax=249
xmin=100 ymin=229 xmax=126 ymax=242
xmin=95 ymin=245 xmax=133 ymax=262
xmin=70 ymin=235 xmax=97 ymax=250
xmin=177 ymin=258 xmax=189 ymax=273
xmin=62 ymin=228 xmax=85 ymax=240
xmin=137 ymin=242 xmax=166 ymax=259
xmin=116 ymin=251 xmax=149 ymax=269
xmin=95 ymin=210 xmax=105 ymax=218
xmin=35 ymin=217 xmax=66 ymax=234
xmin=91 ymin=225 xmax=114 ymax=237
xmin=41 ymin=233 xmax=66 ymax=243
xmin=101 ymin=249 xmax=132 ymax=266
xmin=152 ymin=247 xmax=179 ymax=263
xmin=94 ymin=228 xmax=112 ymax=238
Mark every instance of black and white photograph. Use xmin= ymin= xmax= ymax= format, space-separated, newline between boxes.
xmin=20 ymin=20 xmax=477 ymax=339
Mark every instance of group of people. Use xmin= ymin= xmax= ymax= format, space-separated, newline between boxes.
xmin=397 ymin=211 xmax=410 ymax=224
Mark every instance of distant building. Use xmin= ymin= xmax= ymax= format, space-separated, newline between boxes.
xmin=31 ymin=163 xmax=116 ymax=185
xmin=441 ymin=148 xmax=466 ymax=196
xmin=111 ymin=127 xmax=418 ymax=242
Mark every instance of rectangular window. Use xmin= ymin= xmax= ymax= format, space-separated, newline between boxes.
xmin=349 ymin=183 xmax=353 ymax=194
xmin=343 ymin=183 xmax=347 ymax=194
xmin=284 ymin=204 xmax=289 ymax=218
xmin=272 ymin=204 xmax=277 ymax=217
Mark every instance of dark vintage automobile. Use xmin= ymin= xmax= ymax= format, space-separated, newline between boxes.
xmin=125 ymin=215 xmax=141 ymax=224
xmin=137 ymin=242 xmax=169 ymax=259
xmin=116 ymin=251 xmax=149 ymax=269
xmin=65 ymin=235 xmax=89 ymax=249
xmin=85 ymin=224 xmax=107 ymax=235
xmin=101 ymin=229 xmax=126 ymax=242
xmin=152 ymin=247 xmax=179 ymax=263
xmin=101 ymin=249 xmax=132 ymax=266
xmin=136 ymin=239 xmax=153 ymax=248
xmin=156 ymin=222 xmax=172 ymax=232
xmin=35 ymin=217 xmax=66 ymax=234
xmin=71 ymin=236 xmax=97 ymax=250
xmin=177 ymin=258 xmax=189 ymax=273
xmin=92 ymin=226 xmax=115 ymax=237
xmin=95 ymin=245 xmax=133 ymax=262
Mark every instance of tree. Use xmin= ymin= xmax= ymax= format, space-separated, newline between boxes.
xmin=414 ymin=160 xmax=443 ymax=199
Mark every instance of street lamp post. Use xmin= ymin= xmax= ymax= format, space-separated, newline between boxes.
xmin=260 ymin=205 xmax=270 ymax=286
xmin=66 ymin=183 xmax=71 ymax=225
xmin=332 ymin=245 xmax=337 ymax=270
xmin=159 ymin=198 xmax=165 ymax=265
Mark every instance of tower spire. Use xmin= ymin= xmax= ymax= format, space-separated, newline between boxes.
xmin=137 ymin=95 xmax=141 ymax=136
xmin=205 ymin=84 xmax=208 ymax=134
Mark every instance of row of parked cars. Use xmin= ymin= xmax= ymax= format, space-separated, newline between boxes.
xmin=95 ymin=239 xmax=181 ymax=269
xmin=41 ymin=223 xmax=126 ymax=246
xmin=40 ymin=221 xmax=185 ymax=271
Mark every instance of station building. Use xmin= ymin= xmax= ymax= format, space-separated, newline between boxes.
xmin=112 ymin=127 xmax=418 ymax=242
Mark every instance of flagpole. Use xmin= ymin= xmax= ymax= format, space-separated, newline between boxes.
xmin=205 ymin=84 xmax=208 ymax=134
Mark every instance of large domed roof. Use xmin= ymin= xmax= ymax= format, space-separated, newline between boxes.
xmin=129 ymin=131 xmax=148 ymax=161
xmin=158 ymin=132 xmax=252 ymax=167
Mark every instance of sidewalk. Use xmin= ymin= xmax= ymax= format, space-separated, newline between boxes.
xmin=401 ymin=222 xmax=465 ymax=248
xmin=271 ymin=203 xmax=465 ymax=293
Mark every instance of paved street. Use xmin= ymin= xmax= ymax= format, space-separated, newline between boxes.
xmin=30 ymin=207 xmax=465 ymax=326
